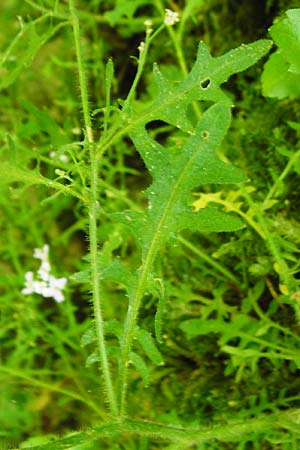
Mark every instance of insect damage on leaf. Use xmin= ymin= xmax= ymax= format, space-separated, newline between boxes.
xmin=129 ymin=39 xmax=272 ymax=133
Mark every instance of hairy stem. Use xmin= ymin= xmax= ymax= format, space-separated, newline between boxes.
xmin=118 ymin=239 xmax=160 ymax=417
xmin=124 ymin=24 xmax=164 ymax=110
xmin=68 ymin=0 xmax=118 ymax=418
xmin=30 ymin=409 xmax=300 ymax=448
xmin=118 ymin=137 xmax=202 ymax=415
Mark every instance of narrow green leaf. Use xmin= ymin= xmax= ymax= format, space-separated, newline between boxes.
xmin=222 ymin=346 xmax=262 ymax=358
xmin=81 ymin=327 xmax=96 ymax=347
xmin=130 ymin=351 xmax=150 ymax=386
xmin=135 ymin=328 xmax=164 ymax=366
xmin=86 ymin=350 xmax=99 ymax=367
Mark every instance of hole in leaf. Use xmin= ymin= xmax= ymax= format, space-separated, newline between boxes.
xmin=202 ymin=130 xmax=209 ymax=140
xmin=146 ymin=120 xmax=175 ymax=143
xmin=146 ymin=120 xmax=182 ymax=147
xmin=200 ymin=78 xmax=211 ymax=89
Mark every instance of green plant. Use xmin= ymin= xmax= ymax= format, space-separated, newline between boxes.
xmin=2 ymin=1 xmax=300 ymax=449
xmin=262 ymin=8 xmax=300 ymax=99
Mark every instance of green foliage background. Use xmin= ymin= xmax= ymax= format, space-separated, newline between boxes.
xmin=1 ymin=0 xmax=300 ymax=449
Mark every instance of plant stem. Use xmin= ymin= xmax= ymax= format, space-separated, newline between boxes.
xmin=118 ymin=132 xmax=205 ymax=415
xmin=29 ymin=409 xmax=300 ymax=448
xmin=123 ymin=24 xmax=164 ymax=110
xmin=119 ymin=188 xmax=181 ymax=415
xmin=178 ymin=236 xmax=240 ymax=285
xmin=68 ymin=0 xmax=118 ymax=418
xmin=118 ymin=241 xmax=159 ymax=417
xmin=263 ymin=148 xmax=300 ymax=209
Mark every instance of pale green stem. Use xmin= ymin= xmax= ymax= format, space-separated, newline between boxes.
xmin=118 ymin=135 xmax=205 ymax=416
xmin=119 ymin=181 xmax=184 ymax=415
xmin=68 ymin=0 xmax=118 ymax=418
xmin=178 ymin=236 xmax=240 ymax=284
xmin=123 ymin=24 xmax=164 ymax=110
xmin=119 ymin=241 xmax=160 ymax=416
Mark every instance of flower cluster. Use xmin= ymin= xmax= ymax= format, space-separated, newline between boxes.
xmin=22 ymin=245 xmax=67 ymax=303
xmin=164 ymin=8 xmax=180 ymax=26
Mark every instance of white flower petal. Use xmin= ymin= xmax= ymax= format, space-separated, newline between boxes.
xmin=34 ymin=245 xmax=49 ymax=262
xmin=164 ymin=9 xmax=180 ymax=26
xmin=38 ymin=261 xmax=51 ymax=281
xmin=49 ymin=275 xmax=67 ymax=289
xmin=21 ymin=286 xmax=34 ymax=295
xmin=22 ymin=245 xmax=67 ymax=302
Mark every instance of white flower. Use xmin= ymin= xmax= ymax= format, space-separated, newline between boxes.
xmin=49 ymin=275 xmax=68 ymax=290
xmin=22 ymin=245 xmax=67 ymax=303
xmin=50 ymin=151 xmax=69 ymax=163
xmin=38 ymin=261 xmax=51 ymax=281
xmin=34 ymin=244 xmax=49 ymax=262
xmin=21 ymin=272 xmax=35 ymax=295
xmin=59 ymin=154 xmax=69 ymax=163
xmin=164 ymin=9 xmax=180 ymax=26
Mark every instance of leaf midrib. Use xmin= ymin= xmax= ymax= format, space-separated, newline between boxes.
xmin=119 ymin=132 xmax=205 ymax=414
